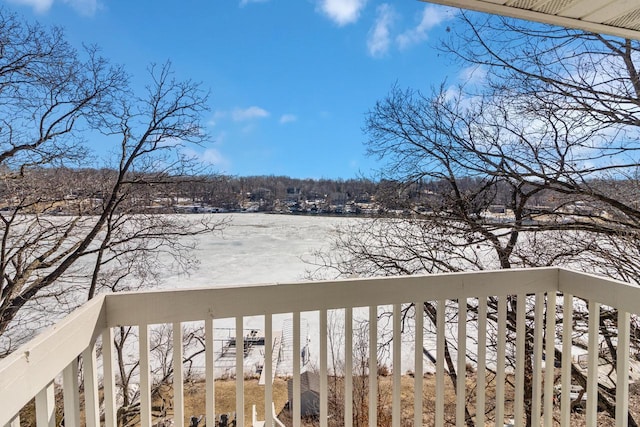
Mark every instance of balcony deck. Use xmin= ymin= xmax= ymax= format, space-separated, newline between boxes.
xmin=1 ymin=267 xmax=639 ymax=427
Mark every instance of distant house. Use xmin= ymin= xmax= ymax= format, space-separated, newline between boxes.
xmin=287 ymin=371 xmax=320 ymax=418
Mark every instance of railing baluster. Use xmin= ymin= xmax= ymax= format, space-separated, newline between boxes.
xmin=83 ymin=342 xmax=100 ymax=427
xmin=320 ymin=309 xmax=328 ymax=427
xmin=531 ymin=293 xmax=544 ymax=426
xmin=140 ymin=324 xmax=151 ymax=427
xmin=616 ymin=309 xmax=630 ymax=427
xmin=414 ymin=302 xmax=424 ymax=427
xmin=496 ymin=295 xmax=507 ymax=427
xmin=173 ymin=322 xmax=184 ymax=427
xmin=35 ymin=381 xmax=55 ymax=427
xmin=477 ymin=297 xmax=487 ymax=427
xmin=206 ymin=319 xmax=215 ymax=426
xmin=102 ymin=327 xmax=116 ymax=427
xmin=3 ymin=415 xmax=20 ymax=427
xmin=345 ymin=307 xmax=353 ymax=427
xmin=456 ymin=298 xmax=466 ymax=427
xmin=369 ymin=305 xmax=378 ymax=427
xmin=265 ymin=314 xmax=273 ymax=427
xmin=436 ymin=300 xmax=445 ymax=427
xmin=293 ymin=311 xmax=301 ymax=427
xmin=561 ymin=293 xmax=573 ymax=427
xmin=586 ymin=301 xmax=600 ymax=427
xmin=515 ymin=293 xmax=526 ymax=427
xmin=236 ymin=316 xmax=245 ymax=427
xmin=543 ymin=292 xmax=557 ymax=427
xmin=393 ymin=303 xmax=401 ymax=427
xmin=62 ymin=357 xmax=80 ymax=427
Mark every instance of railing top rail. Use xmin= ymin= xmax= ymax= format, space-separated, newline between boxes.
xmin=559 ymin=268 xmax=640 ymax=315
xmin=105 ymin=267 xmax=559 ymax=326
xmin=5 ymin=266 xmax=640 ymax=426
xmin=0 ymin=295 xmax=107 ymax=425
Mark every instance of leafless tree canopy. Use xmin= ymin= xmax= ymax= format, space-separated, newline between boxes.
xmin=0 ymin=10 xmax=226 ymax=356
xmin=308 ymin=13 xmax=640 ymax=427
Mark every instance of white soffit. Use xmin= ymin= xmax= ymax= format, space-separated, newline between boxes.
xmin=423 ymin=0 xmax=640 ymax=40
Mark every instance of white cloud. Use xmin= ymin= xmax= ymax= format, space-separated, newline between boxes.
xmin=239 ymin=0 xmax=268 ymax=6
xmin=63 ymin=0 xmax=100 ymax=16
xmin=7 ymin=0 xmax=100 ymax=15
xmin=459 ymin=65 xmax=487 ymax=85
xmin=6 ymin=0 xmax=54 ymax=13
xmin=367 ymin=4 xmax=396 ymax=58
xmin=181 ymin=146 xmax=231 ymax=172
xmin=232 ymin=106 xmax=269 ymax=122
xmin=279 ymin=114 xmax=297 ymax=124
xmin=396 ymin=4 xmax=456 ymax=50
xmin=317 ymin=0 xmax=367 ymax=26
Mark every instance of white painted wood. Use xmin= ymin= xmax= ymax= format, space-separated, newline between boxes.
xmin=393 ymin=304 xmax=401 ymax=427
xmin=421 ymin=0 xmax=640 ymax=40
xmin=102 ymin=327 xmax=117 ymax=427
xmin=616 ymin=310 xmax=630 ymax=427
xmin=586 ymin=301 xmax=600 ymax=427
xmin=435 ymin=300 xmax=445 ymax=427
xmin=581 ymin=0 xmax=639 ymax=22
xmin=543 ymin=293 xmax=557 ymax=427
xmin=414 ymin=302 xmax=424 ymax=427
xmin=495 ymin=296 xmax=507 ymax=427
xmin=531 ymin=293 xmax=544 ymax=426
xmin=476 ymin=298 xmax=487 ymax=427
xmin=20 ymin=267 xmax=640 ymax=427
xmin=560 ymin=0 xmax=619 ymax=18
xmin=140 ymin=324 xmax=152 ymax=427
xmin=293 ymin=312 xmax=301 ymax=427
xmin=104 ymin=269 xmax=558 ymax=326
xmin=236 ymin=316 xmax=245 ymax=427
xmin=62 ymin=358 xmax=80 ymax=427
xmin=0 ymin=296 xmax=106 ymax=425
xmin=206 ymin=319 xmax=215 ymax=427
xmin=265 ymin=314 xmax=273 ymax=427
xmin=320 ymin=310 xmax=328 ymax=427
xmin=3 ymin=415 xmax=20 ymax=427
xmin=345 ymin=307 xmax=353 ymax=427
xmin=83 ymin=343 xmax=100 ymax=427
xmin=561 ymin=294 xmax=573 ymax=427
xmin=35 ymin=381 xmax=55 ymax=427
xmin=559 ymin=269 xmax=640 ymax=316
xmin=369 ymin=305 xmax=378 ymax=427
xmin=514 ymin=294 xmax=525 ymax=427
xmin=456 ymin=298 xmax=466 ymax=427
xmin=173 ymin=322 xmax=184 ymax=427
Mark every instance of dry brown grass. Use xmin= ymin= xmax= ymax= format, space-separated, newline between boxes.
xmin=17 ymin=373 xmax=640 ymax=426
xmin=179 ymin=377 xmax=289 ymax=423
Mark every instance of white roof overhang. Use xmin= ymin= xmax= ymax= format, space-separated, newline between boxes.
xmin=423 ymin=0 xmax=640 ymax=40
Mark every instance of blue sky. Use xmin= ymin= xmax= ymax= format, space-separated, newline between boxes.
xmin=4 ymin=0 xmax=464 ymax=179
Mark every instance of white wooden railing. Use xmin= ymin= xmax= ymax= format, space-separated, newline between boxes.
xmin=2 ymin=267 xmax=640 ymax=427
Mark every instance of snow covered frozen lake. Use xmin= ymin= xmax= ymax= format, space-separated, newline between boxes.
xmin=160 ymin=213 xmax=347 ymax=288
xmin=158 ymin=213 xmax=365 ymax=376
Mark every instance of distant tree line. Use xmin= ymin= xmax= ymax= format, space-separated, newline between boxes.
xmin=3 ymin=166 xmax=629 ymax=216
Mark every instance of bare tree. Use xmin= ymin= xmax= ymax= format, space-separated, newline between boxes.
xmin=0 ymin=10 xmax=226 ymax=355
xmin=309 ymin=14 xmax=640 ymax=425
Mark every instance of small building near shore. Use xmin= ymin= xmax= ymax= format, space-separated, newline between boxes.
xmin=287 ymin=371 xmax=320 ymax=417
